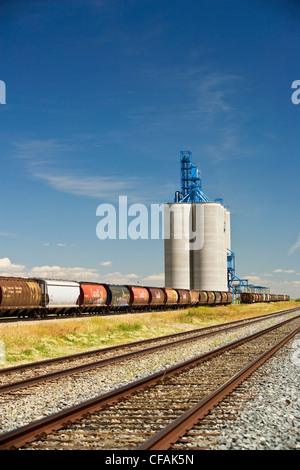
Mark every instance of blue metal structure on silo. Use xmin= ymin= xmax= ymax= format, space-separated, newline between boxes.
xmin=174 ymin=151 xmax=211 ymax=203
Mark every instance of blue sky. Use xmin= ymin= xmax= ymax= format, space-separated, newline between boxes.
xmin=0 ymin=0 xmax=300 ymax=297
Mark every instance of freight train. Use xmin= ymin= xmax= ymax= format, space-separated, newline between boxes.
xmin=240 ymin=292 xmax=290 ymax=304
xmin=0 ymin=276 xmax=232 ymax=318
xmin=0 ymin=276 xmax=289 ymax=318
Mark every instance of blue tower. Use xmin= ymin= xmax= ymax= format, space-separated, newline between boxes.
xmin=174 ymin=151 xmax=211 ymax=203
xmin=227 ymin=249 xmax=249 ymax=302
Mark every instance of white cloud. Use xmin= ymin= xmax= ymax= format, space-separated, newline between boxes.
xmin=288 ymin=234 xmax=300 ymax=255
xmin=273 ymin=269 xmax=296 ymax=273
xmin=14 ymin=138 xmax=162 ymax=203
xmin=142 ymin=273 xmax=164 ymax=287
xmin=0 ymin=258 xmax=164 ymax=289
xmin=34 ymin=172 xmax=138 ymax=201
xmin=245 ymin=275 xmax=261 ymax=282
xmin=143 ymin=273 xmax=164 ymax=282
xmin=42 ymin=243 xmax=76 ymax=248
xmin=0 ymin=258 xmax=25 ymax=276
xmin=0 ymin=232 xmax=18 ymax=238
xmin=0 ymin=257 xmax=100 ymax=281
xmin=99 ymin=271 xmax=140 ymax=284
xmin=28 ymin=265 xmax=100 ymax=281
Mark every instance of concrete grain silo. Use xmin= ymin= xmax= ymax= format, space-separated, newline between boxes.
xmin=164 ymin=203 xmax=191 ymax=290
xmin=190 ymin=202 xmax=229 ymax=292
xmin=164 ymin=151 xmax=231 ymax=292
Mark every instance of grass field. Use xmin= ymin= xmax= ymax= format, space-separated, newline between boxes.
xmin=0 ymin=301 xmax=298 ymax=367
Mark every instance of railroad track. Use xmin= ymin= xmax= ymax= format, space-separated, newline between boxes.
xmin=0 ymin=314 xmax=299 ymax=450
xmin=0 ymin=307 xmax=298 ymax=395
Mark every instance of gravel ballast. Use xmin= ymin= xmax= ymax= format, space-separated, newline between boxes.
xmin=191 ymin=334 xmax=300 ymax=450
xmin=0 ymin=315 xmax=299 ymax=450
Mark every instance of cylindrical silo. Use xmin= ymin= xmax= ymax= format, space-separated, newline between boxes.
xmin=164 ymin=203 xmax=191 ymax=289
xmin=164 ymin=201 xmax=230 ymax=292
xmin=191 ymin=202 xmax=228 ymax=292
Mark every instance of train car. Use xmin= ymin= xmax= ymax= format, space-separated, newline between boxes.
xmin=176 ymin=289 xmax=190 ymax=307
xmin=220 ymin=292 xmax=228 ymax=304
xmin=37 ymin=279 xmax=81 ymax=315
xmin=148 ymin=287 xmax=166 ymax=309
xmin=240 ymin=292 xmax=254 ymax=303
xmin=198 ymin=291 xmax=208 ymax=305
xmin=127 ymin=286 xmax=150 ymax=310
xmin=79 ymin=282 xmax=108 ymax=313
xmin=205 ymin=291 xmax=216 ymax=304
xmin=0 ymin=277 xmax=42 ymax=317
xmin=240 ymin=292 xmax=289 ymax=304
xmin=164 ymin=288 xmax=178 ymax=306
xmin=214 ymin=291 xmax=222 ymax=304
xmin=190 ymin=290 xmax=200 ymax=305
xmin=106 ymin=284 xmax=131 ymax=311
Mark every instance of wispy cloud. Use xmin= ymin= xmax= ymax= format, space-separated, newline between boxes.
xmin=42 ymin=243 xmax=76 ymax=247
xmin=273 ymin=269 xmax=296 ymax=273
xmin=34 ymin=172 xmax=138 ymax=201
xmin=98 ymin=271 xmax=140 ymax=284
xmin=195 ymin=71 xmax=241 ymax=122
xmin=14 ymin=139 xmax=76 ymax=167
xmin=0 ymin=231 xmax=18 ymax=238
xmin=130 ymin=68 xmax=249 ymax=164
xmin=13 ymin=138 xmax=165 ymax=203
xmin=288 ymin=234 xmax=300 ymax=255
xmin=202 ymin=125 xmax=252 ymax=163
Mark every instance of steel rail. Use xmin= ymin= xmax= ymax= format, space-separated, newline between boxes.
xmin=0 ymin=310 xmax=299 ymax=394
xmin=0 ymin=315 xmax=299 ymax=450
xmin=137 ymin=326 xmax=300 ymax=450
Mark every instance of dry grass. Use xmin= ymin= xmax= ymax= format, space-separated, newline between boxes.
xmin=0 ymin=301 xmax=298 ymax=367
